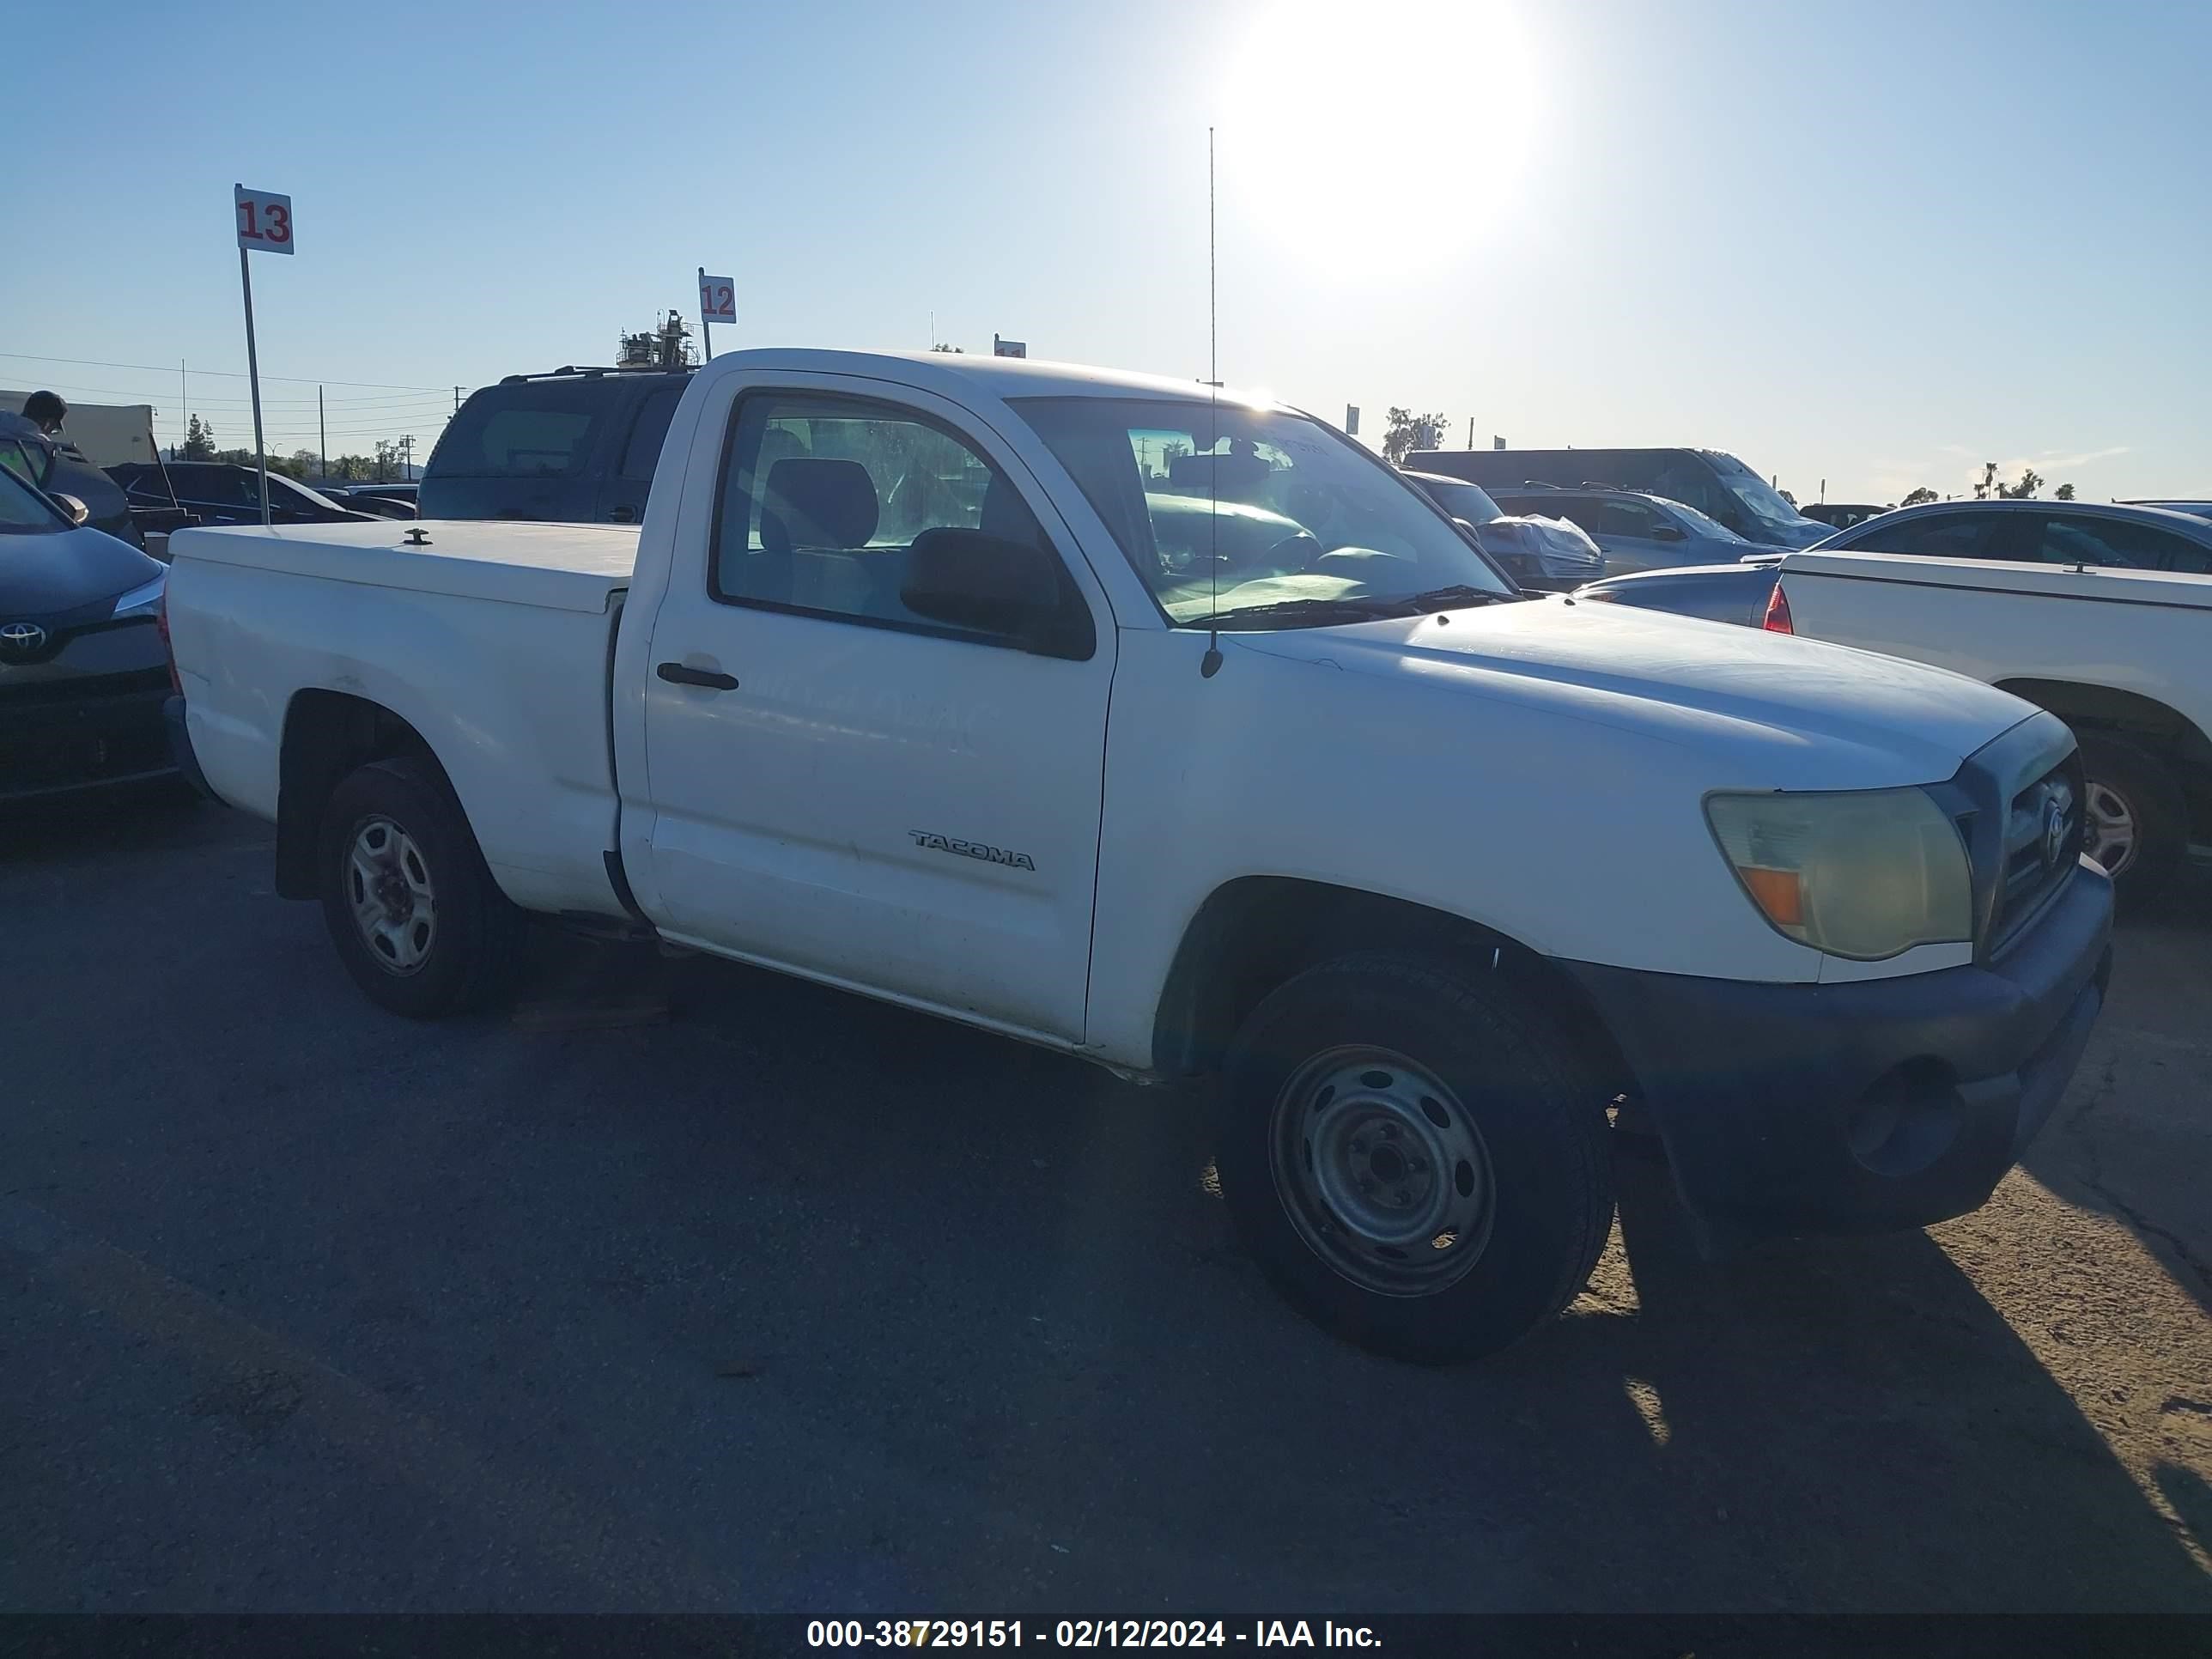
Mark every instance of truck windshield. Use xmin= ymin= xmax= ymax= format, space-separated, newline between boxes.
xmin=1667 ymin=500 xmax=1748 ymax=543
xmin=1707 ymin=453 xmax=1817 ymax=539
xmin=1018 ymin=398 xmax=1516 ymax=625
xmin=1415 ymin=476 xmax=1503 ymax=525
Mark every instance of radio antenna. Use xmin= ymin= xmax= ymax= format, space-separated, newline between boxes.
xmin=1201 ymin=125 xmax=1224 ymax=679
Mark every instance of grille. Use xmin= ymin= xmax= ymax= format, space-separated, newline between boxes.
xmin=1988 ymin=749 xmax=2085 ymax=952
xmin=0 ymin=667 xmax=170 ymax=708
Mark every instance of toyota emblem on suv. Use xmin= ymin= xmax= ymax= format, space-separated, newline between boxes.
xmin=0 ymin=621 xmax=48 ymax=661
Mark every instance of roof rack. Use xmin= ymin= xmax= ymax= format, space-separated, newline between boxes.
xmin=495 ymin=364 xmax=695 ymax=384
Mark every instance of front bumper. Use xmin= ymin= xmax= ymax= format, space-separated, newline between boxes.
xmin=1569 ymin=860 xmax=2114 ymax=1240
xmin=0 ymin=676 xmax=175 ymax=802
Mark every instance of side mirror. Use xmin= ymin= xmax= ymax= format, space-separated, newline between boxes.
xmin=901 ymin=527 xmax=1093 ymax=659
xmin=1650 ymin=524 xmax=1686 ymax=542
xmin=54 ymin=493 xmax=90 ymax=526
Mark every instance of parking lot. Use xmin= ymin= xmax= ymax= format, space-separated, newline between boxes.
xmin=3 ymin=794 xmax=2209 ymax=1614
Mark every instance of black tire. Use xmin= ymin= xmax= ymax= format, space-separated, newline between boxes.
xmin=1217 ymin=952 xmax=1614 ymax=1364
xmin=317 ymin=756 xmax=520 ymax=1018
xmin=2076 ymin=733 xmax=2187 ymax=905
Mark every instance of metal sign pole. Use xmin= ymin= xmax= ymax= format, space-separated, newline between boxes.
xmin=239 ymin=244 xmax=270 ymax=526
xmin=697 ymin=266 xmax=714 ymax=362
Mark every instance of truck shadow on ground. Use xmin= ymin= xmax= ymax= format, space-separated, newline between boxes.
xmin=483 ymin=943 xmax=2209 ymax=1612
xmin=2019 ymin=861 xmax=2212 ymax=1321
xmin=7 ymin=805 xmax=2207 ymax=1612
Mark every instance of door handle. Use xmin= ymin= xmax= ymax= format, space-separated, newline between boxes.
xmin=656 ymin=662 xmax=738 ymax=690
xmin=607 ymin=503 xmax=638 ymax=523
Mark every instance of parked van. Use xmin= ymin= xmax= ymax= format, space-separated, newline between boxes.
xmin=1408 ymin=446 xmax=1832 ymax=548
xmin=418 ymin=367 xmax=692 ymax=524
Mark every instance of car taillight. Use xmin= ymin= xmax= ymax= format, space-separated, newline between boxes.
xmin=156 ymin=588 xmax=181 ymax=694
xmin=1760 ymin=582 xmax=1794 ymax=635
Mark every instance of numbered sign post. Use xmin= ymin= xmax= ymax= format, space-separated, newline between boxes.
xmin=234 ymin=185 xmax=294 ymax=526
xmin=697 ymin=269 xmax=736 ymax=360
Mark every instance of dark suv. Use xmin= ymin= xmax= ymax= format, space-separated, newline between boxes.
xmin=418 ymin=367 xmax=692 ymax=524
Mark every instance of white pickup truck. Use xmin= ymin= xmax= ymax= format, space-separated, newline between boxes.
xmin=163 ymin=349 xmax=2115 ymax=1363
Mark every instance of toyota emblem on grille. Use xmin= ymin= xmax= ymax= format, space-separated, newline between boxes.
xmin=0 ymin=621 xmax=48 ymax=660
xmin=2042 ymin=796 xmax=2069 ymax=868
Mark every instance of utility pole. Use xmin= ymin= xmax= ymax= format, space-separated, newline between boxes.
xmin=1468 ymin=416 xmax=1474 ymax=449
xmin=179 ymin=360 xmax=186 ymax=459
xmin=453 ymin=386 xmax=463 ymax=413
xmin=319 ymin=386 xmax=327 ymax=480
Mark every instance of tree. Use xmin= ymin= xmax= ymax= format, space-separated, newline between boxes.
xmin=617 ymin=311 xmax=696 ymax=370
xmin=2054 ymin=483 xmax=2075 ymax=501
xmin=1900 ymin=486 xmax=1939 ymax=507
xmin=182 ymin=414 xmax=216 ymax=460
xmin=1778 ymin=488 xmax=1797 ymax=507
xmin=374 ymin=439 xmax=403 ymax=482
xmin=1997 ymin=467 xmax=2044 ymax=500
xmin=1382 ymin=407 xmax=1447 ymax=467
xmin=929 ymin=343 xmax=964 ymax=354
xmin=288 ymin=449 xmax=319 ymax=480
xmin=1972 ymin=461 xmax=2000 ymax=501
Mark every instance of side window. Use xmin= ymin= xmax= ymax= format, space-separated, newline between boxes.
xmin=0 ymin=441 xmax=33 ymax=488
xmin=2036 ymin=514 xmax=2202 ymax=571
xmin=711 ymin=392 xmax=1060 ymax=642
xmin=194 ymin=469 xmax=256 ymax=507
xmin=1589 ymin=499 xmax=1660 ymax=539
xmin=1522 ymin=495 xmax=1595 ymax=532
xmin=619 ymin=385 xmax=685 ymax=482
xmin=1850 ymin=512 xmax=1995 ymax=558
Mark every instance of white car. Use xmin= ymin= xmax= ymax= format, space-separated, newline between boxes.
xmin=1582 ymin=498 xmax=2212 ymax=898
xmin=162 ymin=350 xmax=2114 ymax=1363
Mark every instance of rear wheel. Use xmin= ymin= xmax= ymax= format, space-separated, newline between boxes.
xmin=318 ymin=757 xmax=520 ymax=1017
xmin=2076 ymin=733 xmax=2186 ymax=903
xmin=1216 ymin=953 xmax=1614 ymax=1364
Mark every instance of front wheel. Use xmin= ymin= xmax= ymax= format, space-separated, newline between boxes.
xmin=1216 ymin=953 xmax=1615 ymax=1364
xmin=2076 ymin=733 xmax=2187 ymax=904
xmin=318 ymin=757 xmax=520 ymax=1018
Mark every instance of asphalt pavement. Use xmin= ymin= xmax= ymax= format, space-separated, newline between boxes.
xmin=3 ymin=794 xmax=2209 ymax=1613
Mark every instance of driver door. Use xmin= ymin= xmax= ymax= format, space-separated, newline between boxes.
xmin=631 ymin=380 xmax=1117 ymax=1044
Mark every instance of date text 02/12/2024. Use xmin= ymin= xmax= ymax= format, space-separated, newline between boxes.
xmin=805 ymin=1621 xmax=1382 ymax=1649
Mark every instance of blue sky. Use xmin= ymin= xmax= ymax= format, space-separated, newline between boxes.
xmin=4 ymin=0 xmax=2206 ymax=501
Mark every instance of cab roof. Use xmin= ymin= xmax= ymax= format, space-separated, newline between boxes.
xmin=696 ymin=347 xmax=1276 ymax=410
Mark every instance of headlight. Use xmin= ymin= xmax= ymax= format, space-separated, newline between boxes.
xmin=109 ymin=574 xmax=166 ymax=620
xmin=1705 ymin=788 xmax=1972 ymax=960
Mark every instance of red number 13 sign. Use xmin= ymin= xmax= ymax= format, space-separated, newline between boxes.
xmin=235 ymin=186 xmax=295 ymax=254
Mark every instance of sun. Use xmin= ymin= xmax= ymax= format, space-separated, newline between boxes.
xmin=1219 ymin=0 xmax=1542 ymax=275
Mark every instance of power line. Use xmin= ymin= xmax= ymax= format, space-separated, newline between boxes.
xmin=0 ymin=350 xmax=452 ymax=393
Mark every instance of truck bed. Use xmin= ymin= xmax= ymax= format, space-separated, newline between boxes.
xmin=167 ymin=520 xmax=639 ymax=611
xmin=167 ymin=520 xmax=641 ymax=920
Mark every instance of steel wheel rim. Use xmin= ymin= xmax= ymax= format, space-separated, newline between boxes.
xmin=347 ymin=815 xmax=437 ymax=975
xmin=1267 ymin=1046 xmax=1495 ymax=1297
xmin=2082 ymin=780 xmax=2137 ymax=876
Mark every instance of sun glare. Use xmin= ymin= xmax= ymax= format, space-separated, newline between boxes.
xmin=1220 ymin=0 xmax=1541 ymax=275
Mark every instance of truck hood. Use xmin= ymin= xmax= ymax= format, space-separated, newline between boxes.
xmin=1231 ymin=596 xmax=2034 ymax=790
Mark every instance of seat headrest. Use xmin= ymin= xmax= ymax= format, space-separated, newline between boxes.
xmin=762 ymin=457 xmax=878 ymax=551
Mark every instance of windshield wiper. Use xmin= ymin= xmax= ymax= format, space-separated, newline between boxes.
xmin=1203 ymin=596 xmax=1422 ymax=626
xmin=1401 ymin=584 xmax=1522 ymax=611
